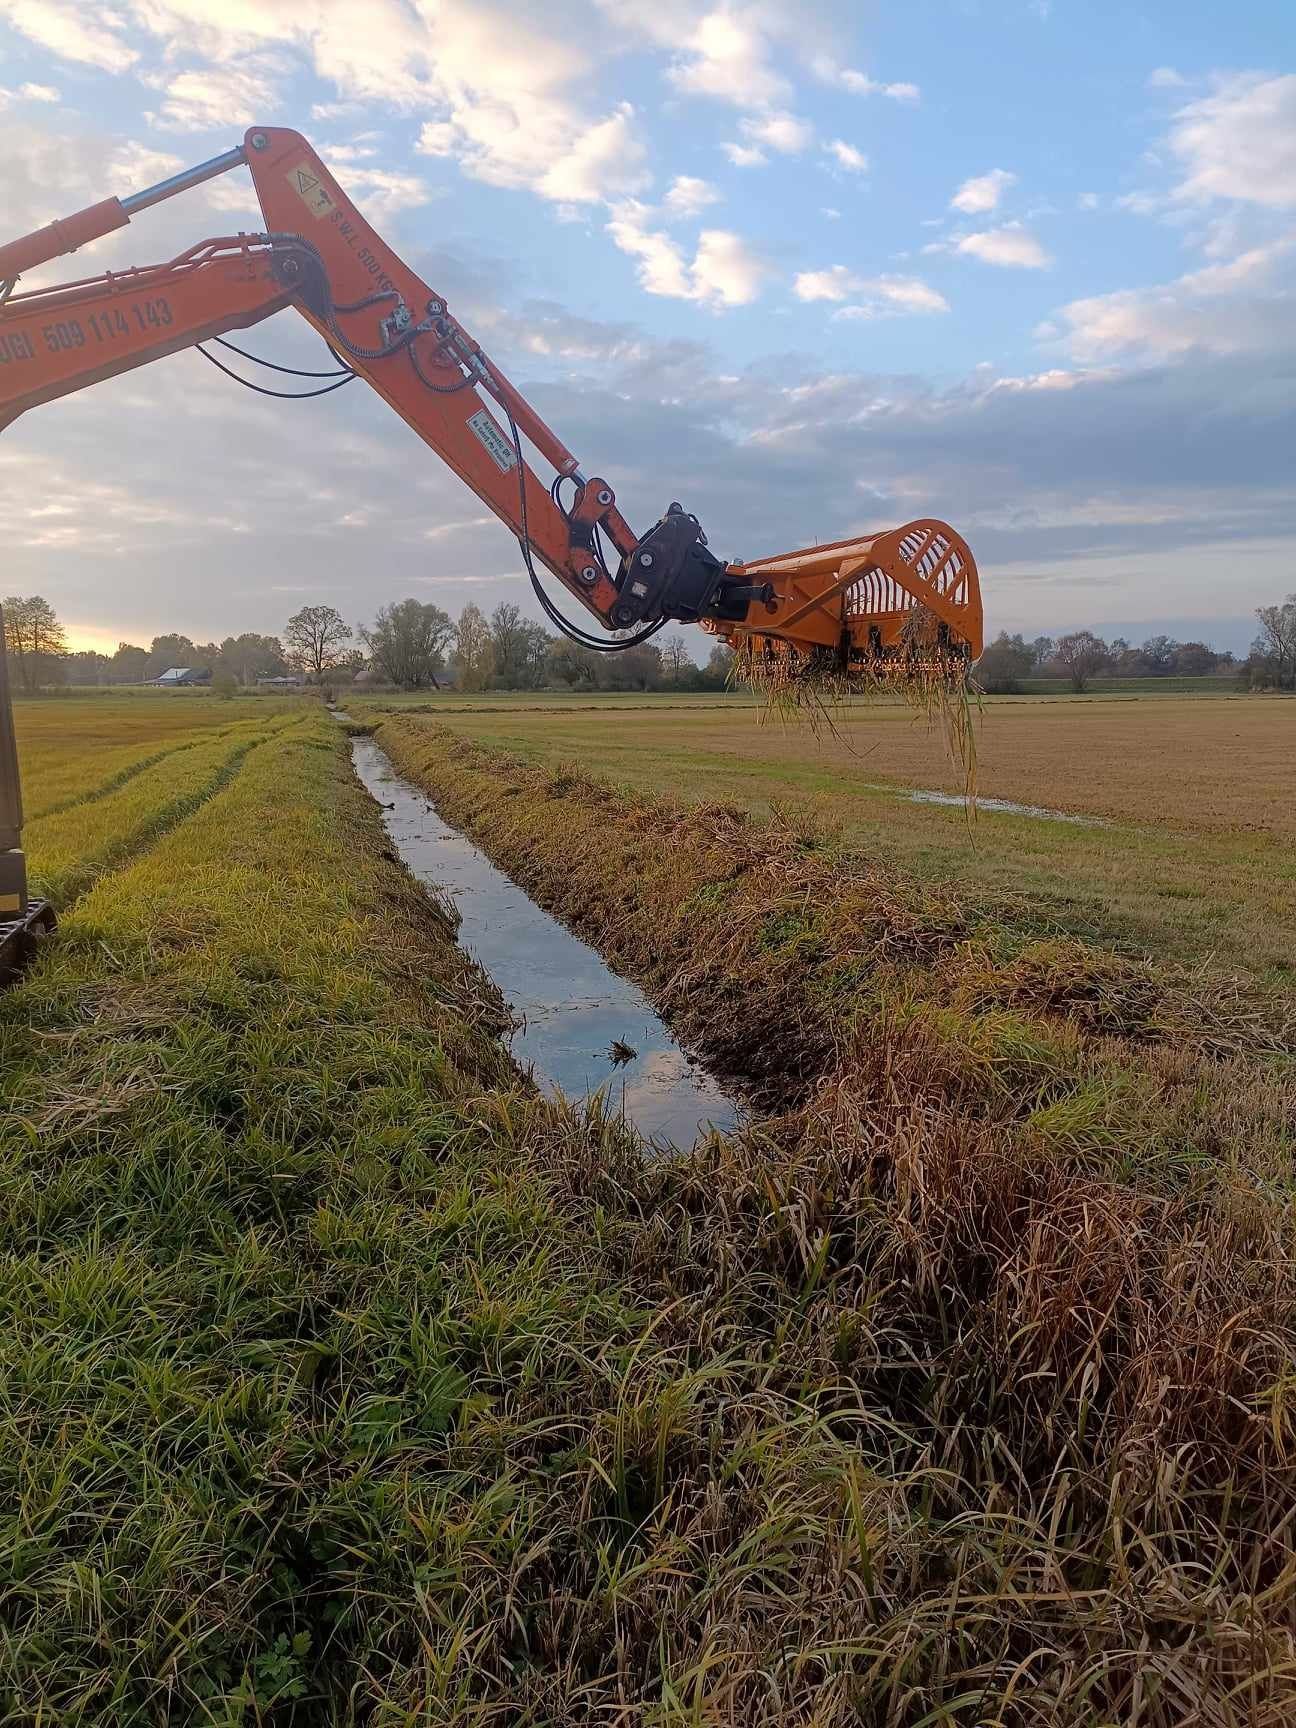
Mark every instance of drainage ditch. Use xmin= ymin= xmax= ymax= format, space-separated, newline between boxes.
xmin=351 ymin=735 xmax=740 ymax=1148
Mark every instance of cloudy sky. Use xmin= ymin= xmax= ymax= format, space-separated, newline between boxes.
xmin=0 ymin=1 xmax=1293 ymax=655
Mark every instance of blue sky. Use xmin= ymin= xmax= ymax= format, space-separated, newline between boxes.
xmin=1 ymin=0 xmax=1293 ymax=655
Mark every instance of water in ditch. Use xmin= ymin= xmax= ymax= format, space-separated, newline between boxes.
xmin=351 ymin=736 xmax=740 ymax=1148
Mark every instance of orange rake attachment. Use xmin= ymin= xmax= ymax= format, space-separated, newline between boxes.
xmin=710 ymin=519 xmax=984 ymax=680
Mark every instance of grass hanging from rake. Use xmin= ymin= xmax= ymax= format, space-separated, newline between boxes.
xmin=734 ymin=604 xmax=981 ymax=807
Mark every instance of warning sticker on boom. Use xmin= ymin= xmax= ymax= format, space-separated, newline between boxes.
xmin=287 ymin=163 xmax=335 ymax=219
xmin=466 ymin=407 xmax=517 ymax=473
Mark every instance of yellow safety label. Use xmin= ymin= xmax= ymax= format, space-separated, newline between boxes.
xmin=0 ymin=893 xmax=21 ymax=912
xmin=287 ymin=163 xmax=335 ymax=219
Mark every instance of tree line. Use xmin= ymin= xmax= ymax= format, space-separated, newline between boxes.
xmin=2 ymin=595 xmax=735 ymax=695
xmin=12 ymin=584 xmax=1292 ymax=699
xmin=976 ymin=592 xmax=1296 ymax=693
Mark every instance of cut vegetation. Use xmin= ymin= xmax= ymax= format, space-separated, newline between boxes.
xmin=1 ymin=694 xmax=1294 ymax=1723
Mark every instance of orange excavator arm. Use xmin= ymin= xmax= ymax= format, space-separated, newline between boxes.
xmin=0 ymin=128 xmax=983 ymax=669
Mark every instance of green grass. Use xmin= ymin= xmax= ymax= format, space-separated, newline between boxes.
xmin=3 ymin=696 xmax=1295 ymax=1721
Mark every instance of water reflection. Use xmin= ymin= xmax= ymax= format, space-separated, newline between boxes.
xmin=351 ymin=737 xmax=739 ymax=1148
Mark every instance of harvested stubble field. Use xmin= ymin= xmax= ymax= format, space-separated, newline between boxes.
xmin=387 ymin=689 xmax=1296 ymax=983
xmin=2 ymin=690 xmax=1295 ymax=1724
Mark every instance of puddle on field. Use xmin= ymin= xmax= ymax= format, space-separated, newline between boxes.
xmin=351 ymin=736 xmax=740 ymax=1148
xmin=902 ymin=788 xmax=1105 ymax=825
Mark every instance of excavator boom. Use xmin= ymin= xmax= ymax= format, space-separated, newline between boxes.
xmin=0 ymin=126 xmax=984 ymax=666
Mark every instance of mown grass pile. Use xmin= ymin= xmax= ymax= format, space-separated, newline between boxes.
xmin=368 ymin=712 xmax=1296 ymax=1723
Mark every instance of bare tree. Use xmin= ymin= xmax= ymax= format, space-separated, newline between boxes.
xmin=975 ymin=631 xmax=1034 ymax=695
xmin=284 ymin=605 xmax=352 ymax=679
xmin=1254 ymin=595 xmax=1296 ymax=690
xmin=660 ymin=633 xmax=694 ymax=683
xmin=362 ymin=599 xmax=455 ymax=689
xmin=1053 ymin=630 xmax=1109 ymax=693
xmin=454 ymin=603 xmax=494 ymax=692
xmin=488 ymin=604 xmax=551 ymax=689
xmin=4 ymin=594 xmax=68 ymax=693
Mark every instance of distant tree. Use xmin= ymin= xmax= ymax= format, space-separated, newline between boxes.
xmin=1173 ymin=641 xmax=1219 ymax=678
xmin=975 ymin=631 xmax=1035 ymax=695
xmin=217 ymin=633 xmax=285 ymax=686
xmin=547 ymin=639 xmax=600 ymax=688
xmin=332 ymin=647 xmax=366 ymax=682
xmin=111 ymin=641 xmax=150 ymax=682
xmin=64 ymin=649 xmax=112 ymax=686
xmin=599 ymin=642 xmax=663 ymax=691
xmin=518 ymin=621 xmax=552 ymax=688
xmin=453 ymin=603 xmax=493 ymax=692
xmin=1053 ymin=630 xmax=1110 ymax=693
xmin=1253 ymin=594 xmax=1296 ymax=690
xmin=488 ymin=605 xmax=552 ymax=689
xmin=284 ymin=605 xmax=351 ymax=679
xmin=146 ymin=634 xmax=197 ymax=680
xmin=488 ymin=604 xmax=528 ymax=687
xmin=1030 ymin=635 xmax=1055 ymax=669
xmin=362 ymin=599 xmax=456 ymax=690
xmin=660 ymin=633 xmax=695 ymax=683
xmin=703 ymin=640 xmax=736 ymax=687
xmin=1139 ymin=634 xmax=1178 ymax=675
xmin=211 ymin=671 xmax=238 ymax=700
xmin=4 ymin=595 xmax=68 ymax=693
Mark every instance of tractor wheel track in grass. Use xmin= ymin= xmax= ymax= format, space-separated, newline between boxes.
xmin=47 ymin=719 xmax=307 ymax=908
xmin=26 ymin=712 xmax=301 ymax=823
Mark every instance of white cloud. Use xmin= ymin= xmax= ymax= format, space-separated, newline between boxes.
xmin=821 ymin=206 xmax=841 ymax=221
xmin=333 ymin=166 xmax=437 ymax=220
xmin=3 ymin=81 xmax=60 ymax=103
xmin=950 ymin=168 xmax=1017 ymax=214
xmin=813 ymin=58 xmax=920 ymax=103
xmin=1168 ymin=73 xmax=1296 ymax=209
xmin=739 ymin=110 xmax=813 ymax=155
xmin=144 ymin=65 xmax=281 ymax=132
xmin=667 ymin=10 xmax=791 ymax=109
xmin=110 ymin=142 xmax=184 ymax=188
xmin=539 ymin=103 xmax=648 ymax=203
xmin=1149 ymin=67 xmax=1187 ymax=89
xmin=722 ymin=141 xmax=766 ymax=168
xmin=956 ymin=224 xmax=1052 ymax=269
xmin=663 ymin=174 xmax=720 ymax=218
xmin=824 ymin=140 xmax=868 ymax=174
xmin=0 ymin=0 xmax=137 ymax=71
xmin=793 ymin=265 xmax=858 ymax=302
xmin=794 ymin=266 xmax=948 ymax=316
xmin=1051 ymin=236 xmax=1296 ymax=361
xmin=607 ymin=201 xmax=765 ymax=307
xmin=692 ymin=229 xmax=766 ymax=306
xmin=417 ymin=95 xmax=648 ymax=205
xmin=1077 ymin=192 xmax=1100 ymax=211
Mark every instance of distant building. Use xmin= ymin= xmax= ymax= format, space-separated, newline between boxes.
xmin=153 ymin=667 xmax=211 ymax=686
xmin=255 ymin=674 xmax=305 ymax=688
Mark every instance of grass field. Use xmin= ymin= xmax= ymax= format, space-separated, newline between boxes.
xmin=3 ymin=690 xmax=1294 ymax=1722
xmin=363 ymin=690 xmax=1296 ymax=983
